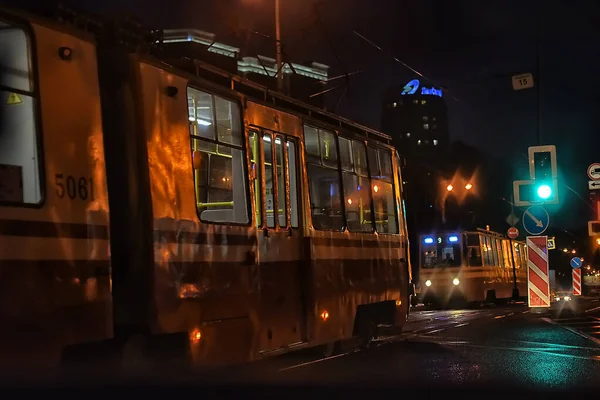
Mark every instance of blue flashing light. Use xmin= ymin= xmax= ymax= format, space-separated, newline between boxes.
xmin=423 ymin=237 xmax=434 ymax=244
xmin=448 ymin=235 xmax=459 ymax=243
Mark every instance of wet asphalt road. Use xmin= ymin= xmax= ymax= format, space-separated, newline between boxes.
xmin=193 ymin=297 xmax=600 ymax=393
xmin=27 ymin=297 xmax=600 ymax=396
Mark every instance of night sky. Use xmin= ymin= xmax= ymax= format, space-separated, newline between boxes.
xmin=11 ymin=0 xmax=600 ymax=231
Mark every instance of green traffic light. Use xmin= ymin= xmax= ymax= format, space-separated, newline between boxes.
xmin=537 ymin=184 xmax=552 ymax=199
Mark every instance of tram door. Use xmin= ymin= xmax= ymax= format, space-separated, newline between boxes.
xmin=249 ymin=130 xmax=306 ymax=353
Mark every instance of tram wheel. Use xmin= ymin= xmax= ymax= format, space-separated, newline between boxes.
xmin=360 ymin=324 xmax=376 ymax=349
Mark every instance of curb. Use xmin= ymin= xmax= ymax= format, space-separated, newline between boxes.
xmin=540 ymin=317 xmax=600 ymax=346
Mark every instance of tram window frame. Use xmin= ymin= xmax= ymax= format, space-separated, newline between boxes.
xmin=339 ymin=136 xmax=374 ymax=233
xmin=304 ymin=124 xmax=344 ymax=232
xmin=501 ymin=240 xmax=511 ymax=268
xmin=188 ymin=86 xmax=251 ymax=226
xmin=481 ymin=235 xmax=494 ymax=267
xmin=0 ymin=19 xmax=45 ymax=208
xmin=249 ymin=129 xmax=299 ymax=230
xmin=367 ymin=144 xmax=399 ymax=234
xmin=491 ymin=239 xmax=500 ymax=267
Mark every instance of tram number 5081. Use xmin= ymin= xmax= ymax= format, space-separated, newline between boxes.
xmin=55 ymin=174 xmax=95 ymax=201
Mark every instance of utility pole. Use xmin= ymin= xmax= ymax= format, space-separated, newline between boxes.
xmin=275 ymin=0 xmax=284 ymax=91
xmin=535 ymin=6 xmax=542 ymax=145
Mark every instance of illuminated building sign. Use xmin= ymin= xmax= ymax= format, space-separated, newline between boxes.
xmin=402 ymin=79 xmax=420 ymax=95
xmin=401 ymin=79 xmax=442 ymax=98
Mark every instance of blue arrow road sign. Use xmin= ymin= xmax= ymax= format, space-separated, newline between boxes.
xmin=570 ymin=257 xmax=582 ymax=269
xmin=522 ymin=205 xmax=550 ymax=235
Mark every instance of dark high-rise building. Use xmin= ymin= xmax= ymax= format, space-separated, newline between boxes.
xmin=381 ymin=78 xmax=449 ymax=159
xmin=381 ymin=79 xmax=453 ymax=276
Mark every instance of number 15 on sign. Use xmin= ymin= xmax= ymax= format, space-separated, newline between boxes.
xmin=512 ymin=73 xmax=534 ymax=91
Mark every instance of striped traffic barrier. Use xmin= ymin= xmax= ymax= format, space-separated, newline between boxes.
xmin=573 ymin=268 xmax=582 ymax=296
xmin=526 ymin=236 xmax=550 ymax=307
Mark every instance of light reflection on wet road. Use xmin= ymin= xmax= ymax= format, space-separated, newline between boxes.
xmin=198 ymin=299 xmax=600 ymax=390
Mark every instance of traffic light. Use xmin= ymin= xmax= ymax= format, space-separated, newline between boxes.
xmin=513 ymin=145 xmax=559 ymax=206
xmin=529 ymin=145 xmax=557 ymax=180
xmin=514 ymin=179 xmax=559 ymax=205
xmin=530 ymin=146 xmax=557 ymax=201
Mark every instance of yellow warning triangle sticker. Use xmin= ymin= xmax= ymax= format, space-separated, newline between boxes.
xmin=6 ymin=92 xmax=23 ymax=105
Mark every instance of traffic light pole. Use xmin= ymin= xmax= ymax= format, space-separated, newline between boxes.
xmin=510 ymin=194 xmax=519 ymax=299
xmin=535 ymin=7 xmax=542 ymax=146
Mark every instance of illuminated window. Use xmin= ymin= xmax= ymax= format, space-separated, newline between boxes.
xmin=367 ymin=146 xmax=398 ymax=234
xmin=421 ymin=100 xmax=427 ymax=105
xmin=432 ymin=117 xmax=437 ymax=121
xmin=417 ymin=140 xmax=422 ymax=145
xmin=188 ymin=87 xmax=249 ymax=224
xmin=433 ymin=140 xmax=438 ymax=146
xmin=288 ymin=140 xmax=299 ymax=228
xmin=0 ymin=21 xmax=41 ymax=205
xmin=392 ymin=102 xmax=397 ymax=107
xmin=423 ymin=123 xmax=429 ymax=130
xmin=269 ymin=134 xmax=287 ymax=228
xmin=304 ymin=125 xmax=343 ymax=231
xmin=250 ymin=131 xmax=299 ymax=229
xmin=412 ymin=99 xmax=418 ymax=105
xmin=406 ymin=132 xmax=411 ymax=138
xmin=422 ymin=116 xmax=429 ymax=121
xmin=339 ymin=137 xmax=373 ymax=232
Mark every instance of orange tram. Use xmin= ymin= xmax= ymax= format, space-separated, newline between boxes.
xmin=415 ymin=229 xmax=528 ymax=308
xmin=0 ymin=5 xmax=413 ymax=375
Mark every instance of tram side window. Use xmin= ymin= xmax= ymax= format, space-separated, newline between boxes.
xmin=188 ymin=87 xmax=249 ymax=224
xmin=339 ymin=137 xmax=373 ymax=232
xmin=304 ymin=125 xmax=343 ymax=231
xmin=493 ymin=239 xmax=502 ymax=267
xmin=465 ymin=233 xmax=482 ymax=266
xmin=249 ymin=131 xmax=262 ymax=226
xmin=481 ymin=236 xmax=494 ymax=267
xmin=467 ymin=246 xmax=482 ymax=267
xmin=288 ymin=140 xmax=299 ymax=228
xmin=492 ymin=239 xmax=500 ymax=267
xmin=368 ymin=146 xmax=398 ymax=234
xmin=501 ymin=240 xmax=511 ymax=268
xmin=262 ymin=133 xmax=288 ymax=228
xmin=0 ymin=23 xmax=41 ymax=204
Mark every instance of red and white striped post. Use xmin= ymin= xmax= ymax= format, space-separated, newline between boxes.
xmin=572 ymin=268 xmax=582 ymax=296
xmin=526 ymin=236 xmax=550 ymax=307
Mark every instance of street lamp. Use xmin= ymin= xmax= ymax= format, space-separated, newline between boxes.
xmin=446 ymin=184 xmax=453 ymax=191
xmin=465 ymin=183 xmax=473 ymax=190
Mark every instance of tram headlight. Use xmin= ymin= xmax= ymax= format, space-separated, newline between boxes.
xmin=425 ymin=280 xmax=432 ymax=287
xmin=453 ymin=278 xmax=460 ymax=286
